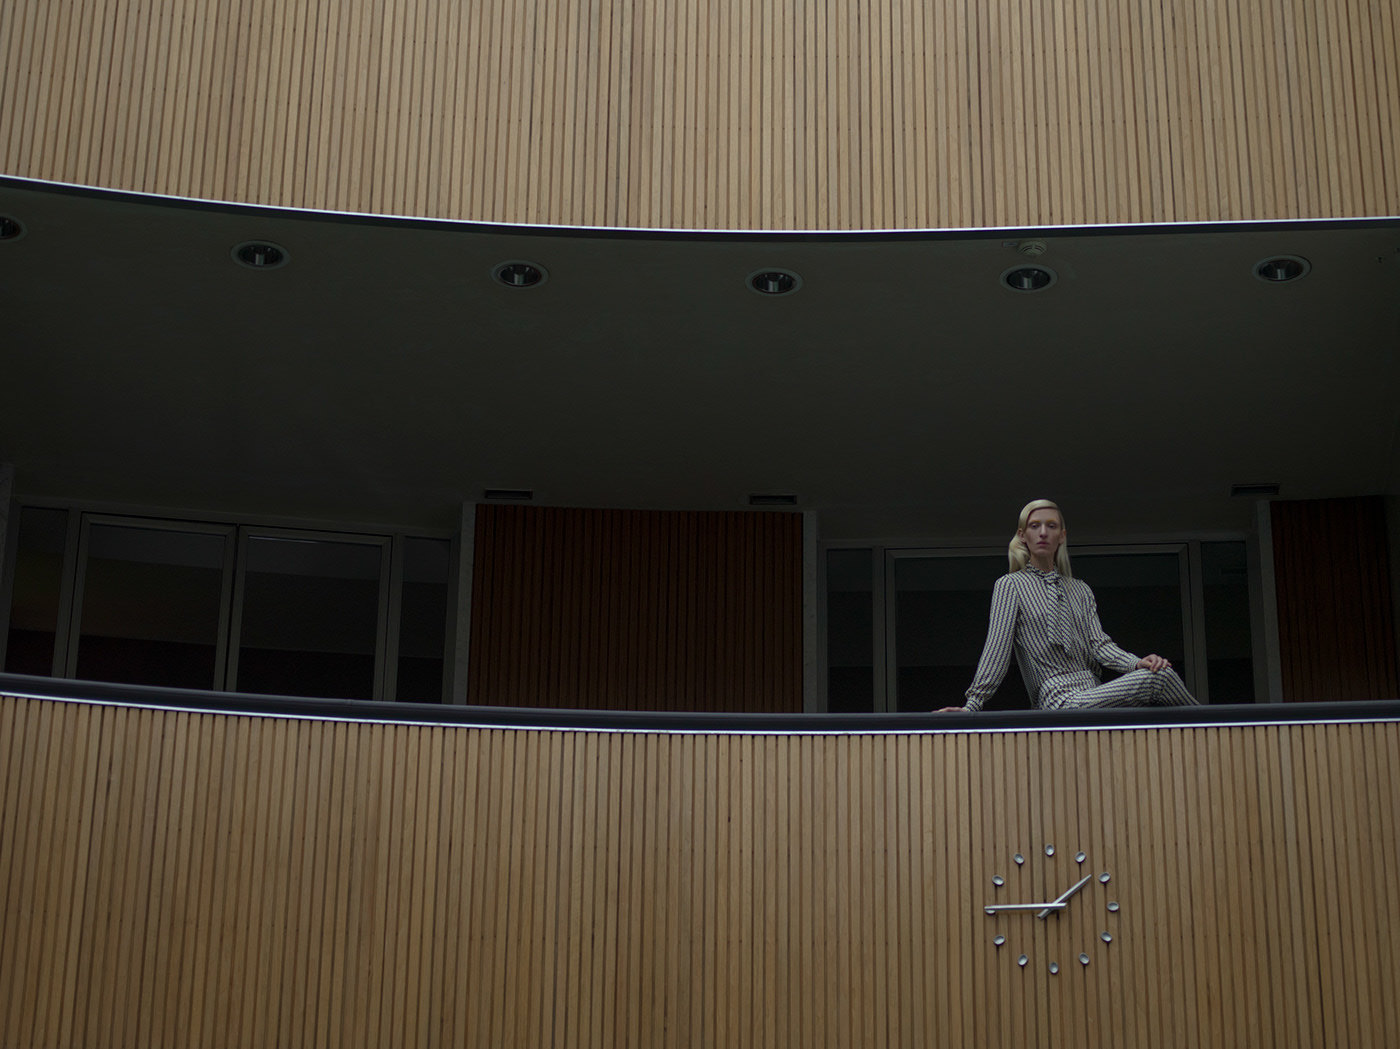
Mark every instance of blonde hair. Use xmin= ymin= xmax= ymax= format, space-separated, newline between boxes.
xmin=1009 ymin=498 xmax=1072 ymax=577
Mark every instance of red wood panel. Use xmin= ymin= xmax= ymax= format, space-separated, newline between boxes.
xmin=1272 ymin=495 xmax=1399 ymax=702
xmin=467 ymin=505 xmax=803 ymax=711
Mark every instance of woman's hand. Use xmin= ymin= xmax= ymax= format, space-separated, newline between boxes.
xmin=1137 ymin=654 xmax=1172 ymax=673
xmin=937 ymin=705 xmax=967 ymax=712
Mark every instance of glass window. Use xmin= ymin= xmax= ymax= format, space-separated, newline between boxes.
xmin=1202 ymin=540 xmax=1255 ymax=702
xmin=72 ymin=521 xmax=231 ymax=689
xmin=4 ymin=507 xmax=70 ymax=676
xmin=892 ymin=553 xmax=1032 ymax=712
xmin=826 ymin=549 xmax=875 ymax=712
xmin=233 ymin=534 xmax=387 ymax=701
xmin=3 ymin=505 xmax=453 ymax=702
xmin=889 ymin=547 xmax=1188 ymax=711
xmin=396 ymin=537 xmax=450 ymax=703
xmin=1073 ymin=549 xmax=1188 ymax=684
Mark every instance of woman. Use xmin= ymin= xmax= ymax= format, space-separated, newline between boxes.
xmin=941 ymin=499 xmax=1199 ymax=712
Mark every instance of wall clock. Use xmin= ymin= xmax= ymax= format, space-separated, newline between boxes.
xmin=983 ymin=844 xmax=1120 ymax=973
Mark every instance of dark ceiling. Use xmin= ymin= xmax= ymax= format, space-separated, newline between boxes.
xmin=2 ymin=176 xmax=1398 ymax=538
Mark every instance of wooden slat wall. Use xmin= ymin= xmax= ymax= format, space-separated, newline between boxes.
xmin=3 ymin=694 xmax=1399 ymax=1048
xmin=3 ymin=0 xmax=1397 ymax=229
xmin=1272 ymin=496 xmax=1400 ymax=703
xmin=468 ymin=505 xmax=802 ymax=711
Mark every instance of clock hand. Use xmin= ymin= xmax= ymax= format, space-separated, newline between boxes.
xmin=1036 ymin=873 xmax=1093 ymax=919
xmin=984 ymin=901 xmax=1069 ymax=915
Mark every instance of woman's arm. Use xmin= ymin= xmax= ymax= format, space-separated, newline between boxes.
xmin=959 ymin=575 xmax=1019 ymax=712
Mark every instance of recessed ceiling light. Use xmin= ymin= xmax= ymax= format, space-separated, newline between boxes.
xmin=232 ymin=241 xmax=289 ymax=269
xmin=1253 ymin=255 xmax=1310 ymax=283
xmin=0 ymin=216 xmax=24 ymax=241
xmin=748 ymin=269 xmax=801 ymax=296
xmin=1001 ymin=265 xmax=1056 ymax=292
xmin=492 ymin=261 xmax=547 ymax=288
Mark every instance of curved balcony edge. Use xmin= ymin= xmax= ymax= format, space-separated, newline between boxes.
xmin=4 ymin=672 xmax=1399 ymax=735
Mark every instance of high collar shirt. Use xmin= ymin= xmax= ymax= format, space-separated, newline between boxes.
xmin=964 ymin=566 xmax=1140 ymax=711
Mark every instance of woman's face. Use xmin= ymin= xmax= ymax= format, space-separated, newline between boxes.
xmin=1019 ymin=507 xmax=1066 ymax=563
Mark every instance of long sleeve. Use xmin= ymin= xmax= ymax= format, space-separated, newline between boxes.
xmin=1082 ymin=586 xmax=1139 ymax=674
xmin=964 ymin=575 xmax=1018 ymax=711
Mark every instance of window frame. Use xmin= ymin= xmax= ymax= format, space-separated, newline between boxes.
xmin=0 ymin=499 xmax=455 ymax=702
xmin=66 ymin=513 xmax=239 ymax=688
xmin=820 ymin=532 xmax=1264 ymax=713
xmin=226 ymin=526 xmax=394 ymax=700
xmin=885 ymin=543 xmax=1195 ymax=712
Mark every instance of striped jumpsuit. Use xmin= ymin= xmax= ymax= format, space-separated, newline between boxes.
xmin=964 ymin=565 xmax=1200 ymax=711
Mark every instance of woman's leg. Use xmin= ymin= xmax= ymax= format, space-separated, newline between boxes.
xmin=1058 ymin=667 xmax=1201 ymax=708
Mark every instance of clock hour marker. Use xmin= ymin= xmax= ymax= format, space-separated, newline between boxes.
xmin=993 ymin=935 xmax=1006 ymax=947
xmin=1101 ymin=932 xmax=1113 ymax=944
xmin=1018 ymin=955 xmax=1028 ymax=967
xmin=1079 ymin=953 xmax=1090 ymax=966
xmin=1014 ymin=853 xmax=1025 ymax=865
xmin=993 ymin=875 xmax=1005 ymax=887
xmin=1045 ymin=845 xmax=1055 ymax=857
xmin=1049 ymin=962 xmax=1060 ymax=974
xmin=1107 ymin=901 xmax=1120 ymax=912
xmin=1099 ymin=872 xmax=1111 ymax=884
xmin=1075 ymin=851 xmax=1086 ymax=863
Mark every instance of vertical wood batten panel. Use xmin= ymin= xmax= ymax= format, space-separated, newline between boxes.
xmin=227 ymin=715 xmax=261 ymax=1048
xmin=1066 ymin=731 xmax=1095 ymax=1042
xmin=1092 ymin=731 xmax=1124 ymax=1044
xmin=1175 ymin=728 xmax=1206 ymax=1046
xmin=4 ymin=696 xmax=1400 ymax=1046
xmin=90 ymin=706 xmax=136 ymax=1044
xmin=53 ymin=703 xmax=100 ymax=1045
xmin=299 ymin=719 xmax=336 ymax=1046
xmin=1345 ymin=725 xmax=1387 ymax=1041
xmin=585 ymin=728 xmax=613 ymax=1049
xmin=4 ymin=0 xmax=1400 ymax=226
xmin=1186 ymin=728 xmax=1219 ymax=1047
xmin=1224 ymin=729 xmax=1256 ymax=1047
xmin=1282 ymin=0 xmax=1318 ymax=215
xmin=0 ymin=698 xmax=29 ymax=1043
xmin=322 ymin=720 xmax=354 ymax=1048
xmin=421 ymin=726 xmax=451 ymax=1042
xmin=1118 ymin=729 xmax=1151 ymax=1045
xmin=2 ymin=699 xmax=52 ymax=1045
xmin=608 ymin=730 xmax=629 ymax=1048
xmin=24 ymin=2 xmax=62 ymax=184
xmin=1327 ymin=722 xmax=1372 ymax=1041
xmin=352 ymin=723 xmax=386 ymax=1044
xmin=1379 ymin=0 xmax=1400 ymax=205
xmin=274 ymin=718 xmax=309 ymax=1045
xmin=449 ymin=722 xmax=484 ymax=1046
xmin=486 ymin=727 xmax=519 ymax=1046
xmin=34 ymin=0 xmax=75 ymax=177
xmin=1244 ymin=727 xmax=1281 ymax=1043
xmin=142 ymin=711 xmax=190 ymax=1049
xmin=400 ymin=725 xmax=432 ymax=1047
xmin=1375 ymin=724 xmax=1400 ymax=1040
